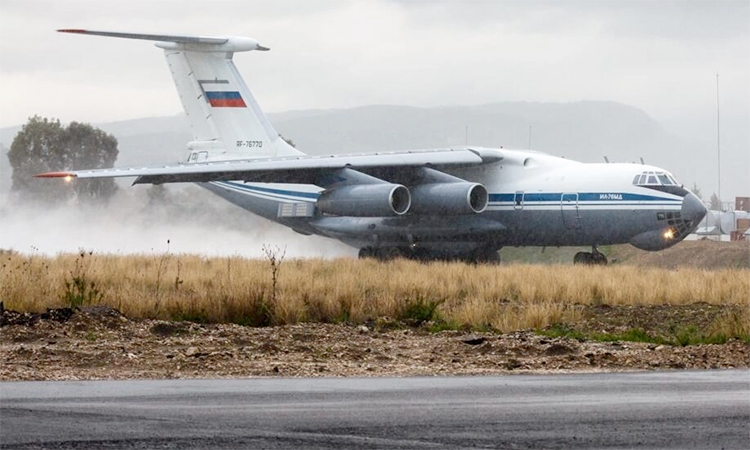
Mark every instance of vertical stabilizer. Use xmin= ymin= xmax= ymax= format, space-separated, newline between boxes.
xmin=58 ymin=29 xmax=303 ymax=160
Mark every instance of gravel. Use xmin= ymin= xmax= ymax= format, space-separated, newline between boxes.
xmin=1 ymin=306 xmax=747 ymax=380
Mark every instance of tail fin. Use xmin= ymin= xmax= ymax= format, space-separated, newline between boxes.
xmin=58 ymin=29 xmax=303 ymax=160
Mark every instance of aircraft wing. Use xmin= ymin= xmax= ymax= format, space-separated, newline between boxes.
xmin=36 ymin=147 xmax=503 ymax=185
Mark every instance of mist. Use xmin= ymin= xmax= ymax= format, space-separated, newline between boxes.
xmin=0 ymin=184 xmax=353 ymax=258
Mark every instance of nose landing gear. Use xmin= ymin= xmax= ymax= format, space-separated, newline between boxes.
xmin=573 ymin=246 xmax=608 ymax=265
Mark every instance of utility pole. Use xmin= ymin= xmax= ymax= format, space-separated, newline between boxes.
xmin=716 ymin=72 xmax=722 ymax=211
xmin=716 ymin=72 xmax=722 ymax=241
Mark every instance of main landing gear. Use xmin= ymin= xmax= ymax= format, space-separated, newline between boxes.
xmin=358 ymin=246 xmax=501 ymax=264
xmin=573 ymin=246 xmax=608 ymax=265
xmin=358 ymin=246 xmax=403 ymax=261
xmin=466 ymin=247 xmax=502 ymax=265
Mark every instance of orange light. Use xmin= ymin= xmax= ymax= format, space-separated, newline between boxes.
xmin=64 ymin=175 xmax=73 ymax=183
xmin=663 ymin=228 xmax=675 ymax=240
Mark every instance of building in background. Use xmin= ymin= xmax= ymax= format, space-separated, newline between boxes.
xmin=694 ymin=196 xmax=750 ymax=241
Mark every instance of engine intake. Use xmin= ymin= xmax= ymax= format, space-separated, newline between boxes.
xmin=317 ymin=183 xmax=411 ymax=217
xmin=409 ymin=182 xmax=488 ymax=215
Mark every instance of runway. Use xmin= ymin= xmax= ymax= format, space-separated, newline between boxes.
xmin=1 ymin=370 xmax=748 ymax=449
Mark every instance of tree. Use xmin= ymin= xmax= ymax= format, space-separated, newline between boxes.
xmin=8 ymin=116 xmax=119 ymax=204
xmin=8 ymin=117 xmax=67 ymax=202
xmin=690 ymin=182 xmax=703 ymax=202
xmin=709 ymin=192 xmax=722 ymax=211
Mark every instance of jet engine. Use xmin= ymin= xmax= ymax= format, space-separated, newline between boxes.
xmin=409 ymin=182 xmax=488 ymax=215
xmin=406 ymin=167 xmax=488 ymax=215
xmin=317 ymin=183 xmax=411 ymax=217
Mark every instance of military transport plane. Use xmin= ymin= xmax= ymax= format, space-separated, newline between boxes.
xmin=38 ymin=30 xmax=707 ymax=264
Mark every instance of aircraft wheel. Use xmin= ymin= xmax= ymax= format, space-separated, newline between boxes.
xmin=573 ymin=252 xmax=592 ymax=265
xmin=410 ymin=248 xmax=437 ymax=262
xmin=484 ymin=250 xmax=501 ymax=264
xmin=592 ymin=251 xmax=608 ymax=265
xmin=475 ymin=249 xmax=501 ymax=265
xmin=371 ymin=247 xmax=402 ymax=261
xmin=464 ymin=248 xmax=501 ymax=265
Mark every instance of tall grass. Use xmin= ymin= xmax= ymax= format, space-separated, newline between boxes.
xmin=1 ymin=252 xmax=748 ymax=333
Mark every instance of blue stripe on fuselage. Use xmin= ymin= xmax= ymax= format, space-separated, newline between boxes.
xmin=218 ymin=181 xmax=320 ymax=200
xmin=214 ymin=183 xmax=678 ymax=206
xmin=488 ymin=192 xmax=679 ymax=203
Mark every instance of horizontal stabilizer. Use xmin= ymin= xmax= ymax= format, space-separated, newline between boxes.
xmin=57 ymin=29 xmax=269 ymax=52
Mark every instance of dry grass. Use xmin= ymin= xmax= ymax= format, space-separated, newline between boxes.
xmin=2 ymin=251 xmax=749 ymax=334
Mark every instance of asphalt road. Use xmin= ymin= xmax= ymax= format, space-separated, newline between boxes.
xmin=1 ymin=370 xmax=748 ymax=449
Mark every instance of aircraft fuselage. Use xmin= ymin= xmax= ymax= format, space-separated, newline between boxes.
xmin=201 ymin=149 xmax=706 ymax=260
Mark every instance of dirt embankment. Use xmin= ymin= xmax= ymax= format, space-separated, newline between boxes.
xmin=1 ymin=305 xmax=747 ymax=381
xmin=612 ymin=240 xmax=750 ymax=269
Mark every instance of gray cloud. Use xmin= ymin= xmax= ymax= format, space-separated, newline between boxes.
xmin=0 ymin=0 xmax=747 ymax=147
xmin=388 ymin=0 xmax=749 ymax=39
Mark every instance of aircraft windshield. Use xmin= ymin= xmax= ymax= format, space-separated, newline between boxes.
xmin=633 ymin=171 xmax=679 ymax=187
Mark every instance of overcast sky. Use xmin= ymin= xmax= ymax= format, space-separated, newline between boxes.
xmin=0 ymin=0 xmax=747 ymax=143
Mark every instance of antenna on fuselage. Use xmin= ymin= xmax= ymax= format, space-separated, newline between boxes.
xmin=604 ymin=156 xmax=609 ymax=163
xmin=528 ymin=125 xmax=532 ymax=149
xmin=639 ymin=157 xmax=645 ymax=165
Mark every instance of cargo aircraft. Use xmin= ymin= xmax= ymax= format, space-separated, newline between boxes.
xmin=38 ymin=30 xmax=707 ymax=264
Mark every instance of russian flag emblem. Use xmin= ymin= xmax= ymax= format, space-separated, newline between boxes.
xmin=206 ymin=91 xmax=246 ymax=107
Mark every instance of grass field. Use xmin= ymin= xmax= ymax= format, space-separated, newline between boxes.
xmin=2 ymin=250 xmax=748 ymax=343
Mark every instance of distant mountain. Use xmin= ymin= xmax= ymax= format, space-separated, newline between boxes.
xmin=0 ymin=101 xmax=698 ymax=203
xmin=272 ymin=102 xmax=675 ymax=163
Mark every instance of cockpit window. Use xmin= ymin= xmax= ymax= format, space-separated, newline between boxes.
xmin=633 ymin=170 xmax=681 ymax=187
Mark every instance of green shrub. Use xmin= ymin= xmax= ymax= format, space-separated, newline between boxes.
xmin=61 ymin=251 xmax=102 ymax=308
xmin=400 ymin=295 xmax=442 ymax=326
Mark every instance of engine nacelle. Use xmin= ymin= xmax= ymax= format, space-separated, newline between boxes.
xmin=317 ymin=183 xmax=411 ymax=217
xmin=409 ymin=182 xmax=488 ymax=215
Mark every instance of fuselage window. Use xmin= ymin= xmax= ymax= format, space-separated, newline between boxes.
xmin=647 ymin=175 xmax=657 ymax=185
xmin=657 ymin=174 xmax=671 ymax=185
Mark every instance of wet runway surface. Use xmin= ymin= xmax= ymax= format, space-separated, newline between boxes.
xmin=1 ymin=370 xmax=748 ymax=449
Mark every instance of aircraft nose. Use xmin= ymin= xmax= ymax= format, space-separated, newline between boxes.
xmin=681 ymin=192 xmax=707 ymax=224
